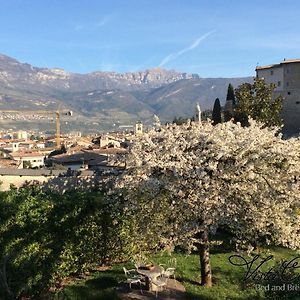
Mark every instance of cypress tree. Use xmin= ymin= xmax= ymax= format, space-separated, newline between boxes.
xmin=226 ymin=83 xmax=235 ymax=104
xmin=212 ymin=98 xmax=222 ymax=125
xmin=224 ymin=84 xmax=235 ymax=122
xmin=224 ymin=84 xmax=236 ymax=122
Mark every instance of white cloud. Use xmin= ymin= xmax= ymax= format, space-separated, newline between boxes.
xmin=74 ymin=14 xmax=114 ymax=31
xmin=159 ymin=30 xmax=215 ymax=67
xmin=95 ymin=15 xmax=112 ymax=28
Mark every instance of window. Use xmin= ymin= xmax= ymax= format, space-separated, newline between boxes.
xmin=296 ymin=101 xmax=300 ymax=105
xmin=288 ymin=92 xmax=291 ymax=95
xmin=277 ymin=81 xmax=281 ymax=86
xmin=270 ymin=70 xmax=274 ymax=75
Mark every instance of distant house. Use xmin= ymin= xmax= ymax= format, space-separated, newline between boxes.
xmin=16 ymin=130 xmax=29 ymax=140
xmin=76 ymin=137 xmax=93 ymax=148
xmin=9 ymin=152 xmax=46 ymax=168
xmin=17 ymin=140 xmax=46 ymax=150
xmin=50 ymin=148 xmax=127 ymax=171
xmin=93 ymin=135 xmax=122 ymax=148
xmin=51 ymin=150 xmax=108 ymax=170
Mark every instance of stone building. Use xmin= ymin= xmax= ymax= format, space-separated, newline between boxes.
xmin=256 ymin=59 xmax=300 ymax=135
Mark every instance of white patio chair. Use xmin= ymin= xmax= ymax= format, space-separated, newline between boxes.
xmin=123 ymin=267 xmax=137 ymax=276
xmin=162 ymin=267 xmax=176 ymax=281
xmin=123 ymin=267 xmax=143 ymax=292
xmin=151 ymin=276 xmax=168 ymax=298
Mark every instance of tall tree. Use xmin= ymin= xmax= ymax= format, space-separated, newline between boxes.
xmin=212 ymin=98 xmax=222 ymax=125
xmin=234 ymin=77 xmax=283 ymax=128
xmin=113 ymin=120 xmax=300 ymax=288
xmin=224 ymin=84 xmax=235 ymax=122
xmin=226 ymin=83 xmax=235 ymax=105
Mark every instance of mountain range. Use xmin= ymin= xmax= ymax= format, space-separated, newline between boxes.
xmin=0 ymin=53 xmax=252 ymax=132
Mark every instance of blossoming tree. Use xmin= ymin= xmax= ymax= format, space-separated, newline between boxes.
xmin=113 ymin=119 xmax=300 ymax=287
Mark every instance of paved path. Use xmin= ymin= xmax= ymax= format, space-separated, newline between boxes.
xmin=117 ymin=279 xmax=187 ymax=300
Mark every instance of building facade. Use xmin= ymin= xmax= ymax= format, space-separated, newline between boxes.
xmin=10 ymin=152 xmax=45 ymax=168
xmin=256 ymin=59 xmax=300 ymax=135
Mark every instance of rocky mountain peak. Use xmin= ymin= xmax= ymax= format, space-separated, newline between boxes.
xmin=0 ymin=52 xmax=251 ymax=132
xmin=0 ymin=53 xmax=200 ymax=89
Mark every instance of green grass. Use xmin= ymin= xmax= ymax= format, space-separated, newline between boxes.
xmin=52 ymin=246 xmax=300 ymax=300
xmin=52 ymin=268 xmax=122 ymax=300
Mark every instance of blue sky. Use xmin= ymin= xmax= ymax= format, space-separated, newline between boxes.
xmin=0 ymin=0 xmax=299 ymax=77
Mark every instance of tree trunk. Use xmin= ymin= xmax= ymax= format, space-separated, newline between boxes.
xmin=199 ymin=230 xmax=212 ymax=287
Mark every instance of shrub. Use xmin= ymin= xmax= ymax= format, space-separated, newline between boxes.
xmin=0 ymin=185 xmax=136 ymax=298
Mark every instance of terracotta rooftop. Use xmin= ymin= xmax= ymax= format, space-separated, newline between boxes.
xmin=51 ymin=150 xmax=107 ymax=164
xmin=2 ymin=138 xmax=27 ymax=143
xmin=10 ymin=152 xmax=46 ymax=158
xmin=0 ymin=158 xmax=20 ymax=168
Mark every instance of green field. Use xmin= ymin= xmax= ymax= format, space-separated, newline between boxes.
xmin=53 ymin=246 xmax=300 ymax=300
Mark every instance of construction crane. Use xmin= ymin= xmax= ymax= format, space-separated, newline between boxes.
xmin=54 ymin=110 xmax=73 ymax=149
xmin=0 ymin=109 xmax=73 ymax=149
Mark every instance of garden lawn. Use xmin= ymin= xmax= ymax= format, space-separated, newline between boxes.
xmin=52 ymin=246 xmax=300 ymax=300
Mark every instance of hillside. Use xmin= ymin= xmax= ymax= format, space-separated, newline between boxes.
xmin=0 ymin=53 xmax=252 ymax=131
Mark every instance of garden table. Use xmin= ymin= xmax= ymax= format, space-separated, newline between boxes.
xmin=137 ymin=265 xmax=164 ymax=291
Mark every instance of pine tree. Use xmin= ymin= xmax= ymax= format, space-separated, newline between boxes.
xmin=212 ymin=98 xmax=222 ymax=125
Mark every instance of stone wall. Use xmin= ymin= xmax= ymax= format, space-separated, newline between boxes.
xmin=0 ymin=174 xmax=51 ymax=191
xmin=0 ymin=168 xmax=103 ymax=193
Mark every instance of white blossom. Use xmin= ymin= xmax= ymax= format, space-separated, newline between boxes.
xmin=112 ymin=119 xmax=300 ymax=251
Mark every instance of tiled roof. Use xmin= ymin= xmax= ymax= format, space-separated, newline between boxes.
xmin=51 ymin=151 xmax=107 ymax=164
xmin=10 ymin=152 xmax=46 ymax=158
xmin=0 ymin=159 xmax=20 ymax=168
